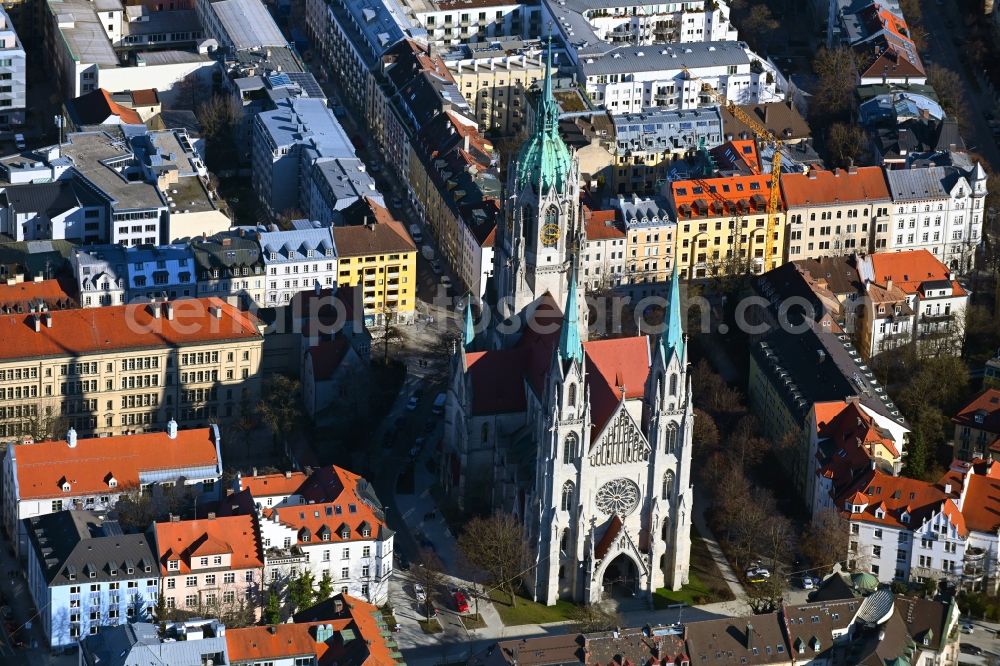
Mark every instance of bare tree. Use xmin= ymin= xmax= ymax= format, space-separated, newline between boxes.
xmin=800 ymin=508 xmax=849 ymax=575
xmin=746 ymin=574 xmax=786 ymax=615
xmin=195 ymin=95 xmax=243 ymax=140
xmin=257 ymin=375 xmax=304 ymax=449
xmin=374 ymin=308 xmax=403 ymax=365
xmin=456 ymin=513 xmax=528 ymax=607
xmin=811 ymin=48 xmax=860 ymax=122
xmin=926 ymin=65 xmax=965 ymax=123
xmin=826 ymin=123 xmax=865 ymax=169
xmin=569 ymin=604 xmax=623 ymax=633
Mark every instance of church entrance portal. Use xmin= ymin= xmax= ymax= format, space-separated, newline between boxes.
xmin=601 ymin=554 xmax=639 ymax=598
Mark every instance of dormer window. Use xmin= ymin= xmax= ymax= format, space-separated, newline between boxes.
xmin=167 ymin=560 xmax=179 ymax=571
xmin=361 ymin=527 xmax=371 ymax=538
xmin=875 ymin=507 xmax=885 ymax=519
xmin=321 ymin=532 xmax=330 ymax=542
xmin=901 ymin=512 xmax=910 ymax=524
xmin=108 ymin=478 xmax=117 ymax=489
xmin=878 ymin=305 xmax=885 ymax=314
xmin=340 ymin=528 xmax=350 ymax=539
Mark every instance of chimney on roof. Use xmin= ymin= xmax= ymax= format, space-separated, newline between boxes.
xmin=150 ymin=300 xmax=161 ymax=319
xmin=464 ymin=133 xmax=470 ymax=153
xmin=165 ymin=302 xmax=174 ymax=320
xmin=886 ymin=279 xmax=892 ymax=291
xmin=285 ymin=470 xmax=292 ymax=479
xmin=207 ymin=512 xmax=216 ymax=520
xmin=871 ymin=459 xmax=876 ymax=470
xmin=31 ymin=314 xmax=40 ymax=332
xmin=252 ymin=467 xmax=258 ymax=476
xmin=167 ymin=418 xmax=178 ymax=439
xmin=43 ymin=312 xmax=52 ymax=328
xmin=944 ymin=483 xmax=952 ymax=495
xmin=169 ymin=513 xmax=180 ymax=522
xmin=268 ymin=626 xmax=277 ymax=634
xmin=746 ymin=623 xmax=753 ymax=650
xmin=334 ymin=597 xmax=344 ymax=614
xmin=67 ymin=427 xmax=77 ymax=448
xmin=210 ymin=305 xmax=221 ymax=319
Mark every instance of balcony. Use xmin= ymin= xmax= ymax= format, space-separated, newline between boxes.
xmin=265 ymin=546 xmax=307 ymax=566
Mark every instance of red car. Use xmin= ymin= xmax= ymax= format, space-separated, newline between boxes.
xmin=452 ymin=591 xmax=469 ymax=613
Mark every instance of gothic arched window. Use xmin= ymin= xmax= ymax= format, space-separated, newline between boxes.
xmin=560 ymin=528 xmax=569 ymax=552
xmin=542 ymin=205 xmax=559 ymax=248
xmin=669 ymin=373 xmax=678 ymax=397
xmin=662 ymin=470 xmax=675 ymax=501
xmin=563 ymin=434 xmax=578 ymax=464
xmin=665 ymin=423 xmax=678 ymax=454
xmin=561 ymin=481 xmax=575 ymax=512
xmin=567 ymin=383 xmax=577 ymax=407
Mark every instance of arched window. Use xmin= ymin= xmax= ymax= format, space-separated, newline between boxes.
xmin=665 ymin=423 xmax=678 ymax=454
xmin=662 ymin=470 xmax=675 ymax=501
xmin=561 ymin=481 xmax=575 ymax=512
xmin=563 ymin=434 xmax=578 ymax=464
xmin=522 ymin=205 xmax=534 ymax=241
xmin=661 ymin=518 xmax=670 ymax=542
xmin=669 ymin=373 xmax=678 ymax=397
xmin=567 ymin=383 xmax=576 ymax=407
xmin=542 ymin=206 xmax=559 ymax=248
xmin=481 ymin=423 xmax=489 ymax=445
xmin=560 ymin=528 xmax=569 ymax=552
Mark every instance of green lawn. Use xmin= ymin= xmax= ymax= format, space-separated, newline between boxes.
xmin=653 ymin=572 xmax=715 ymax=608
xmin=488 ymin=590 xmax=577 ymax=626
xmin=418 ymin=619 xmax=443 ymax=634
xmin=461 ymin=613 xmax=487 ymax=630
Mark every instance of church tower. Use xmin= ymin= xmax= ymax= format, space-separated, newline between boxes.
xmin=493 ymin=40 xmax=584 ymax=346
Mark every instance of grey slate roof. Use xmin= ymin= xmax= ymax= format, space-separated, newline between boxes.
xmin=885 ymin=166 xmax=959 ymax=200
xmin=25 ymin=510 xmax=157 ymax=587
xmin=2 ymin=180 xmax=104 ymax=216
xmin=613 ymin=106 xmax=722 ymax=153
xmin=581 ymin=41 xmax=752 ymax=76
xmin=258 ymin=226 xmax=336 ymax=261
xmin=79 ymin=621 xmax=229 ymax=666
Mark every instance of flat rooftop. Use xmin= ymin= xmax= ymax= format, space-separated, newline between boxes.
xmin=165 ymin=175 xmax=215 ymax=213
xmin=257 ymin=97 xmax=354 ymax=158
xmin=210 ymin=0 xmax=287 ymax=51
xmin=47 ymin=0 xmax=119 ymax=67
xmin=581 ymin=41 xmax=752 ymax=76
xmin=62 ymin=131 xmax=164 ymax=210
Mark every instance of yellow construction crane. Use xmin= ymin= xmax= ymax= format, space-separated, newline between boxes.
xmin=695 ymin=80 xmax=784 ymax=270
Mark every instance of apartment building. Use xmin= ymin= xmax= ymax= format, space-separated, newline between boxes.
xmin=191 ymin=231 xmax=266 ymax=309
xmin=71 ymin=247 xmax=127 ymax=308
xmin=122 ymin=244 xmax=197 ymax=302
xmin=782 ymin=167 xmax=892 ymax=261
xmin=258 ymin=224 xmax=338 ymax=306
xmin=611 ymin=107 xmax=724 ymax=194
xmin=3 ymin=425 xmax=222 ymax=555
xmin=443 ymin=40 xmax=545 ymax=136
xmin=885 ymin=163 xmax=988 ymax=271
xmin=580 ymin=41 xmax=784 ymax=116
xmin=669 ymin=173 xmax=785 ymax=278
xmin=240 ymin=465 xmax=394 ymax=605
xmin=951 ymin=389 xmax=1000 ymax=462
xmin=546 ymin=0 xmax=738 ymax=62
xmin=406 ymin=0 xmax=543 ymax=46
xmin=863 ymin=251 xmax=968 ymax=356
xmin=25 ymin=510 xmax=160 ymax=647
xmin=153 ymin=514 xmax=265 ymax=619
xmin=0 ymin=7 xmax=25 ymax=127
xmin=0 ymin=298 xmax=263 ymax=439
xmin=610 ymin=194 xmax=675 ymax=289
xmin=580 ymin=208 xmax=626 ymax=292
xmin=332 ymin=199 xmax=417 ymax=325
xmin=80 ymin=620 xmax=229 ymax=665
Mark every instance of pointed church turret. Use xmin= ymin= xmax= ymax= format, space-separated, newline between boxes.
xmin=514 ymin=38 xmax=572 ymax=195
xmin=662 ymin=263 xmax=684 ymax=362
xmin=558 ymin=265 xmax=583 ymax=364
xmin=463 ymin=297 xmax=475 ymax=351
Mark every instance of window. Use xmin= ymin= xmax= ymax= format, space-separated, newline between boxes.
xmin=561 ymin=481 xmax=574 ymax=512
xmin=567 ymin=383 xmax=576 ymax=407
xmin=185 ymin=595 xmax=197 ymax=608
xmin=223 ymin=573 xmax=235 ymax=584
xmin=186 ymin=576 xmax=197 ymax=587
xmin=662 ymin=470 xmax=675 ymax=501
xmin=342 ymin=548 xmax=350 ymax=560
xmin=665 ymin=423 xmax=678 ymax=453
xmin=669 ymin=373 xmax=678 ymax=397
xmin=362 ymin=546 xmax=371 ymax=558
xmin=563 ymin=434 xmax=577 ymax=464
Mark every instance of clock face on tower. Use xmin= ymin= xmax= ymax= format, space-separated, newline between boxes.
xmin=541 ymin=223 xmax=560 ymax=248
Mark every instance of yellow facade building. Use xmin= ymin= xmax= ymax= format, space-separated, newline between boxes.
xmin=333 ymin=199 xmax=418 ymax=324
xmin=0 ymin=298 xmax=263 ymax=441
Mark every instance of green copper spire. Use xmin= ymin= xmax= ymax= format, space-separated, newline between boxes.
xmin=514 ymin=38 xmax=572 ymax=194
xmin=558 ymin=265 xmax=583 ymax=365
xmin=662 ymin=262 xmax=684 ymax=362
xmin=463 ymin=298 xmax=475 ymax=350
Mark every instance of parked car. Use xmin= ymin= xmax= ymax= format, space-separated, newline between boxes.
xmin=745 ymin=567 xmax=771 ymax=581
xmin=799 ymin=576 xmax=818 ymax=590
xmin=453 ymin=591 xmax=469 ymax=613
xmin=431 ymin=260 xmax=443 ymax=275
xmin=409 ymin=224 xmax=423 ymax=244
xmin=406 ymin=395 xmax=419 ymax=411
xmin=13 ymin=134 xmax=24 ymax=150
xmin=414 ymin=584 xmax=426 ymax=603
xmin=960 ymin=643 xmax=982 ymax=655
xmin=439 ymin=275 xmax=452 ymax=291
xmin=960 ymin=621 xmax=975 ymax=634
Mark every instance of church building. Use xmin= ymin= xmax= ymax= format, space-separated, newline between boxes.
xmin=442 ymin=44 xmax=694 ymax=605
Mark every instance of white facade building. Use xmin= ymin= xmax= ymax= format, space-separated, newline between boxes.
xmin=409 ymin=0 xmax=543 ymax=46
xmin=0 ymin=6 xmax=26 ymax=127
xmin=257 ymin=223 xmax=338 ymax=306
xmin=579 ymin=41 xmax=785 ymax=116
xmin=238 ymin=466 xmax=393 ymax=606
xmin=885 ymin=163 xmax=988 ymax=271
xmin=71 ymin=246 xmax=128 ymax=308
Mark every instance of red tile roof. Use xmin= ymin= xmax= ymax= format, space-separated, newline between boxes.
xmin=71 ymin=89 xmax=143 ymax=125
xmin=227 ymin=595 xmax=395 ymax=665
xmin=584 ymin=208 xmax=625 ymax=241
xmin=837 ymin=469 xmax=966 ymax=536
xmin=129 ymin=89 xmax=159 ymax=106
xmin=670 ymin=174 xmax=781 ymax=220
xmin=952 ymin=389 xmax=1000 ymax=434
xmin=258 ymin=466 xmax=387 ymax=546
xmin=960 ymin=467 xmax=1000 ymax=533
xmin=820 ymin=400 xmax=900 ymax=458
xmin=585 ymin=337 xmax=652 ymax=439
xmin=709 ymin=139 xmax=760 ymax=174
xmin=781 ymin=167 xmax=890 ymax=207
xmin=154 ymin=514 xmax=263 ymax=574
xmin=240 ymin=471 xmax=308 ymax=499
xmin=857 ymin=40 xmax=924 ymax=80
xmin=869 ymin=250 xmax=965 ymax=296
xmin=11 ymin=427 xmax=220 ymax=501
xmin=0 ymin=297 xmax=260 ymax=361
xmin=332 ymin=199 xmax=417 ymax=257
xmin=308 ymin=338 xmax=352 ymax=381
xmin=0 ymin=278 xmax=77 ymax=312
